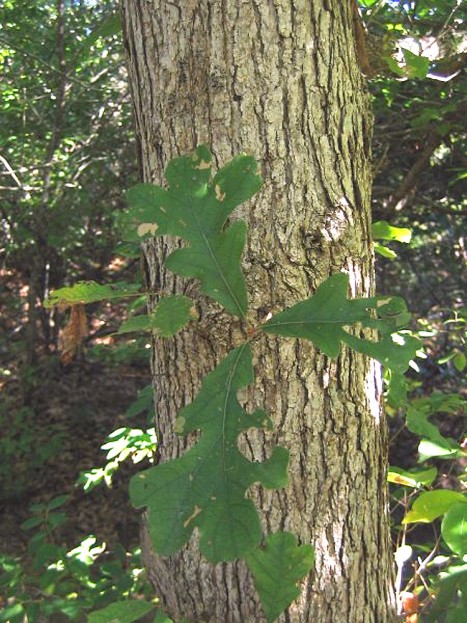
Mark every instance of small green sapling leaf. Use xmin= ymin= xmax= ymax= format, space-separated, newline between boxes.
xmin=120 ymin=146 xmax=262 ymax=317
xmin=118 ymin=295 xmax=196 ymax=336
xmin=374 ymin=241 xmax=398 ymax=260
xmin=262 ymin=273 xmax=419 ymax=371
xmin=130 ymin=344 xmax=289 ymax=563
xmin=372 ymin=221 xmax=412 ymax=243
xmin=246 ymin=532 xmax=314 ymax=623
xmin=426 ymin=563 xmax=467 ymax=622
xmin=372 ymin=221 xmax=411 ymax=261
xmin=153 ymin=610 xmax=174 ymax=623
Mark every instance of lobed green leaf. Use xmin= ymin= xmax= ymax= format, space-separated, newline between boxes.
xmin=130 ymin=344 xmax=289 ymax=563
xmin=246 ymin=532 xmax=314 ymax=623
xmin=262 ymin=273 xmax=419 ymax=371
xmin=120 ymin=146 xmax=262 ymax=317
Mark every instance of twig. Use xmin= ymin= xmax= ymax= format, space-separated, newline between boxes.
xmin=385 ymin=131 xmax=442 ymax=214
xmin=0 ymin=154 xmax=23 ymax=188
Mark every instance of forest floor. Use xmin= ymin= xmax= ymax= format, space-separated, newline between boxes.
xmin=0 ymin=354 xmax=150 ymax=558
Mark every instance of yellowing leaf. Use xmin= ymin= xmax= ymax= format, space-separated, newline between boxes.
xmin=45 ymin=281 xmax=141 ymax=308
xmin=388 ymin=466 xmax=437 ymax=488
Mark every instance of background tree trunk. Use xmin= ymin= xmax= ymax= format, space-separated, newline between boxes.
xmin=121 ymin=1 xmax=396 ymax=621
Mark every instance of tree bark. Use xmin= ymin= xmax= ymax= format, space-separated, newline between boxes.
xmin=120 ymin=1 xmax=396 ymax=621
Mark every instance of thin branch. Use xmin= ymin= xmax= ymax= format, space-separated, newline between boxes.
xmin=385 ymin=131 xmax=442 ymax=214
xmin=0 ymin=154 xmax=23 ymax=188
xmin=45 ymin=0 xmax=67 ymax=164
xmin=0 ymin=186 xmax=42 ymax=192
xmin=0 ymin=35 xmax=90 ymax=89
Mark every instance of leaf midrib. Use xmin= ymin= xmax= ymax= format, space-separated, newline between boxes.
xmin=188 ymin=194 xmax=246 ymax=318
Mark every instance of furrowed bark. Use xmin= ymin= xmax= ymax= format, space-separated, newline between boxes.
xmin=121 ymin=1 xmax=396 ymax=621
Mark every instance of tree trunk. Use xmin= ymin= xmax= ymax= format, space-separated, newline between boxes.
xmin=120 ymin=1 xmax=396 ymax=621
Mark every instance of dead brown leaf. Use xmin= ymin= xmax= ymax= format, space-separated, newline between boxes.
xmin=60 ymin=304 xmax=87 ymax=364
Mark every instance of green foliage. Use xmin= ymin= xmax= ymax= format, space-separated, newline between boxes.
xmin=124 ymin=384 xmax=154 ymax=420
xmin=425 ymin=564 xmax=467 ymax=623
xmin=88 ymin=600 xmax=156 ymax=623
xmin=130 ymin=344 xmax=289 ymax=563
xmin=75 ymin=383 xmax=157 ymax=493
xmin=153 ymin=611 xmax=175 ymax=623
xmin=5 ymin=1 xmax=464 ymax=620
xmin=80 ymin=11 xmax=122 ymax=57
xmin=0 ymin=402 xmax=66 ymax=501
xmin=0 ymin=497 xmax=152 ymax=623
xmin=39 ymin=144 xmax=419 ymax=618
xmin=406 ymin=394 xmax=465 ymax=460
xmin=0 ymin=0 xmax=137 ymax=364
xmin=442 ymin=504 xmax=467 ymax=558
xmin=387 ymin=384 xmax=465 ymax=621
xmin=89 ymin=339 xmax=150 ymax=368
xmin=78 ymin=426 xmax=157 ymax=493
xmin=1 ymin=0 xmax=462 ymax=616
xmin=394 ymin=486 xmax=467 ymax=620
xmin=246 ymin=532 xmax=314 ymax=623
xmin=373 ymin=220 xmax=412 ymax=260
xmin=372 ymin=221 xmax=412 ymax=243
xmin=387 ymin=466 xmax=437 ymax=488
xmin=401 ymin=48 xmax=430 ymax=79
xmin=437 ymin=310 xmax=467 ymax=373
xmin=121 ymin=146 xmax=262 ymax=317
